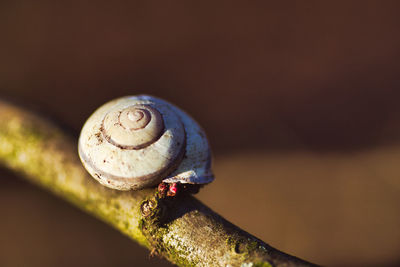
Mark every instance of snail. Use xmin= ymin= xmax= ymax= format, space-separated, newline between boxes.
xmin=78 ymin=95 xmax=214 ymax=196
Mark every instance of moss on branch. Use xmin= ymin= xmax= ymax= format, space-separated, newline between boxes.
xmin=0 ymin=100 xmax=317 ymax=267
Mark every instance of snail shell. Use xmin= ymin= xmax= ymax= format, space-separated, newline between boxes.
xmin=78 ymin=95 xmax=214 ymax=190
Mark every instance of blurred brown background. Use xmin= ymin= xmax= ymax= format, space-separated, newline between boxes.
xmin=1 ymin=1 xmax=400 ymax=266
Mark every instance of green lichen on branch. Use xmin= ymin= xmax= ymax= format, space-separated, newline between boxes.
xmin=0 ymin=100 xmax=150 ymax=248
xmin=0 ymin=100 xmax=317 ymax=267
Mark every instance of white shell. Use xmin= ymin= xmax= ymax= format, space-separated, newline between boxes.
xmin=78 ymin=95 xmax=214 ymax=190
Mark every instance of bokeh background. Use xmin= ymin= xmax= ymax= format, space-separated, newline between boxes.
xmin=1 ymin=1 xmax=400 ymax=266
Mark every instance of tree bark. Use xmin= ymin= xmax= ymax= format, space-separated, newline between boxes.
xmin=0 ymin=100 xmax=318 ymax=267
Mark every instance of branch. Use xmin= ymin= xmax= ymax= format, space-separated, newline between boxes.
xmin=0 ymin=100 xmax=318 ymax=267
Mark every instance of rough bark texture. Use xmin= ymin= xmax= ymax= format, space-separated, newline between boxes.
xmin=0 ymin=100 xmax=318 ymax=267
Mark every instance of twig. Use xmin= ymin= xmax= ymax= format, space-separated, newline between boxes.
xmin=0 ymin=100 xmax=318 ymax=267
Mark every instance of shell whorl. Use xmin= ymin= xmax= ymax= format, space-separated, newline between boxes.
xmin=101 ymin=104 xmax=164 ymax=149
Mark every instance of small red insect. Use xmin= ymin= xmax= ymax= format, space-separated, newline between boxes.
xmin=157 ymin=182 xmax=202 ymax=198
xmin=167 ymin=183 xmax=178 ymax=197
xmin=157 ymin=182 xmax=180 ymax=197
xmin=157 ymin=182 xmax=169 ymax=196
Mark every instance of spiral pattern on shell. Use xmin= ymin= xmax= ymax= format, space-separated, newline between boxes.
xmin=101 ymin=104 xmax=164 ymax=149
xmin=78 ymin=95 xmax=214 ymax=191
